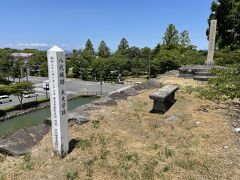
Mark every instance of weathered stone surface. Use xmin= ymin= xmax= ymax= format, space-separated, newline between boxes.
xmin=0 ymin=125 xmax=50 ymax=155
xmin=149 ymin=85 xmax=179 ymax=114
xmin=193 ymin=75 xmax=214 ymax=81
xmin=206 ymin=20 xmax=217 ymax=65
xmin=68 ymin=112 xmax=89 ymax=125
xmin=149 ymin=85 xmax=179 ymax=101
xmin=178 ymin=65 xmax=225 ymax=81
xmin=167 ymin=115 xmax=177 ymax=122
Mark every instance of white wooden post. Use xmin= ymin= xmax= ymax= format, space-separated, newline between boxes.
xmin=47 ymin=46 xmax=69 ymax=156
xmin=206 ymin=20 xmax=217 ymax=65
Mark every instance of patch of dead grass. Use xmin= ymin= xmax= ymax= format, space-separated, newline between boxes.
xmin=1 ymin=76 xmax=240 ymax=179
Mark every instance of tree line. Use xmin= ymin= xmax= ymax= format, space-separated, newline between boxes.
xmin=0 ymin=0 xmax=239 ymax=84
xmin=26 ymin=24 xmax=206 ymax=81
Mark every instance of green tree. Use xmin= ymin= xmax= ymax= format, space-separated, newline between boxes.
xmin=131 ymin=59 xmax=147 ymax=76
xmin=70 ymin=49 xmax=90 ymax=79
xmin=152 ymin=47 xmax=181 ymax=74
xmin=0 ymin=85 xmax=11 ymax=95
xmin=126 ymin=46 xmax=141 ymax=59
xmin=179 ymin=30 xmax=191 ymax=48
xmin=72 ymin=49 xmax=78 ymax=57
xmin=11 ymin=59 xmax=23 ymax=82
xmin=97 ymin=41 xmax=110 ymax=58
xmin=0 ymin=57 xmax=13 ymax=80
xmin=9 ymin=82 xmax=35 ymax=110
xmin=152 ymin=43 xmax=161 ymax=59
xmin=91 ymin=58 xmax=108 ymax=80
xmin=140 ymin=47 xmax=152 ymax=59
xmin=39 ymin=61 xmax=48 ymax=77
xmin=163 ymin=24 xmax=179 ymax=48
xmin=117 ymin=38 xmax=129 ymax=55
xmin=181 ymin=48 xmax=206 ymax=65
xmin=83 ymin=39 xmax=95 ymax=62
xmin=28 ymin=51 xmax=47 ymax=76
xmin=207 ymin=0 xmax=240 ymax=49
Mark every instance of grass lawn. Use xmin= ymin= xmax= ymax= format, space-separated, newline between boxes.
xmin=1 ymin=76 xmax=240 ymax=179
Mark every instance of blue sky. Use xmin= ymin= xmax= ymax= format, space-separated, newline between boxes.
xmin=0 ymin=0 xmax=213 ymax=51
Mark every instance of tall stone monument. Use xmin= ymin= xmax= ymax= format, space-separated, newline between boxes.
xmin=47 ymin=46 xmax=69 ymax=156
xmin=205 ymin=20 xmax=217 ymax=65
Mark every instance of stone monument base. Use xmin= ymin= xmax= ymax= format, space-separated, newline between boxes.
xmin=178 ymin=65 xmax=225 ymax=81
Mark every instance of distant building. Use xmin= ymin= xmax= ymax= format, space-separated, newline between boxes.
xmin=11 ymin=53 xmax=35 ymax=62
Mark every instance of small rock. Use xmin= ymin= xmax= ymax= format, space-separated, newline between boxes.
xmin=223 ymin=145 xmax=228 ymax=149
xmin=195 ymin=122 xmax=201 ymax=126
xmin=231 ymin=122 xmax=237 ymax=128
xmin=228 ymin=112 xmax=236 ymax=117
xmin=219 ymin=104 xmax=227 ymax=109
xmin=232 ymin=98 xmax=240 ymax=105
xmin=202 ymin=108 xmax=208 ymax=112
xmin=235 ymin=128 xmax=240 ymax=133
xmin=237 ymin=139 xmax=240 ymax=144
xmin=167 ymin=115 xmax=177 ymax=122
xmin=197 ymin=106 xmax=209 ymax=112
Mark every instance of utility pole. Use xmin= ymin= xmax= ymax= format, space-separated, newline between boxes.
xmin=79 ymin=53 xmax=83 ymax=80
xmin=25 ymin=62 xmax=29 ymax=82
xmin=148 ymin=54 xmax=151 ymax=80
xmin=100 ymin=80 xmax=103 ymax=95
xmin=100 ymin=71 xmax=103 ymax=95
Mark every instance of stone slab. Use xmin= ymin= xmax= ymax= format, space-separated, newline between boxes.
xmin=178 ymin=65 xmax=225 ymax=81
xmin=0 ymin=125 xmax=50 ymax=155
xmin=149 ymin=85 xmax=179 ymax=101
xmin=193 ymin=76 xmax=215 ymax=81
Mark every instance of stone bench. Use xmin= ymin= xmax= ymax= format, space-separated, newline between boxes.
xmin=149 ymin=85 xmax=179 ymax=114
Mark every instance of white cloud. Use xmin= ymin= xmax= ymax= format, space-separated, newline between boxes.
xmin=60 ymin=43 xmax=71 ymax=48
xmin=4 ymin=43 xmax=71 ymax=50
xmin=17 ymin=43 xmax=52 ymax=48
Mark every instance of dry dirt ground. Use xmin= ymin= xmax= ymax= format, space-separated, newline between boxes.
xmin=1 ymin=75 xmax=240 ymax=180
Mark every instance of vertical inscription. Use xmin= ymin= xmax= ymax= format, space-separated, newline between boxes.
xmin=206 ymin=20 xmax=217 ymax=65
xmin=47 ymin=46 xmax=69 ymax=156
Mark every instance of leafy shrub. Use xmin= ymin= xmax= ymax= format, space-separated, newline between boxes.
xmin=22 ymin=153 xmax=34 ymax=171
xmin=181 ymin=50 xmax=206 ymax=65
xmin=0 ymin=85 xmax=11 ymax=95
xmin=152 ymin=48 xmax=181 ymax=74
xmin=215 ymin=48 xmax=240 ymax=66
xmin=0 ymin=79 xmax=10 ymax=85
xmin=202 ymin=65 xmax=240 ymax=100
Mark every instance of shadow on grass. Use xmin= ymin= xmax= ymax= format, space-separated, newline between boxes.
xmin=68 ymin=139 xmax=80 ymax=154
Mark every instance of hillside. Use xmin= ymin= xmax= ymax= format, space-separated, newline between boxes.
xmin=1 ymin=74 xmax=240 ymax=180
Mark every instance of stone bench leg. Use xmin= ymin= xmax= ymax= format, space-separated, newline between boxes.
xmin=150 ymin=100 xmax=167 ymax=113
xmin=166 ymin=93 xmax=175 ymax=103
xmin=150 ymin=97 xmax=176 ymax=114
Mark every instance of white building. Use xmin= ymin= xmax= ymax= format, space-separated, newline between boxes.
xmin=11 ymin=53 xmax=35 ymax=62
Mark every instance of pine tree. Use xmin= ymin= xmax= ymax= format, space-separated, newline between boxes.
xmin=152 ymin=43 xmax=161 ymax=58
xmin=163 ymin=24 xmax=179 ymax=48
xmin=98 ymin=41 xmax=110 ymax=58
xmin=83 ymin=39 xmax=95 ymax=62
xmin=117 ymin=38 xmax=129 ymax=54
xmin=179 ymin=30 xmax=191 ymax=48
